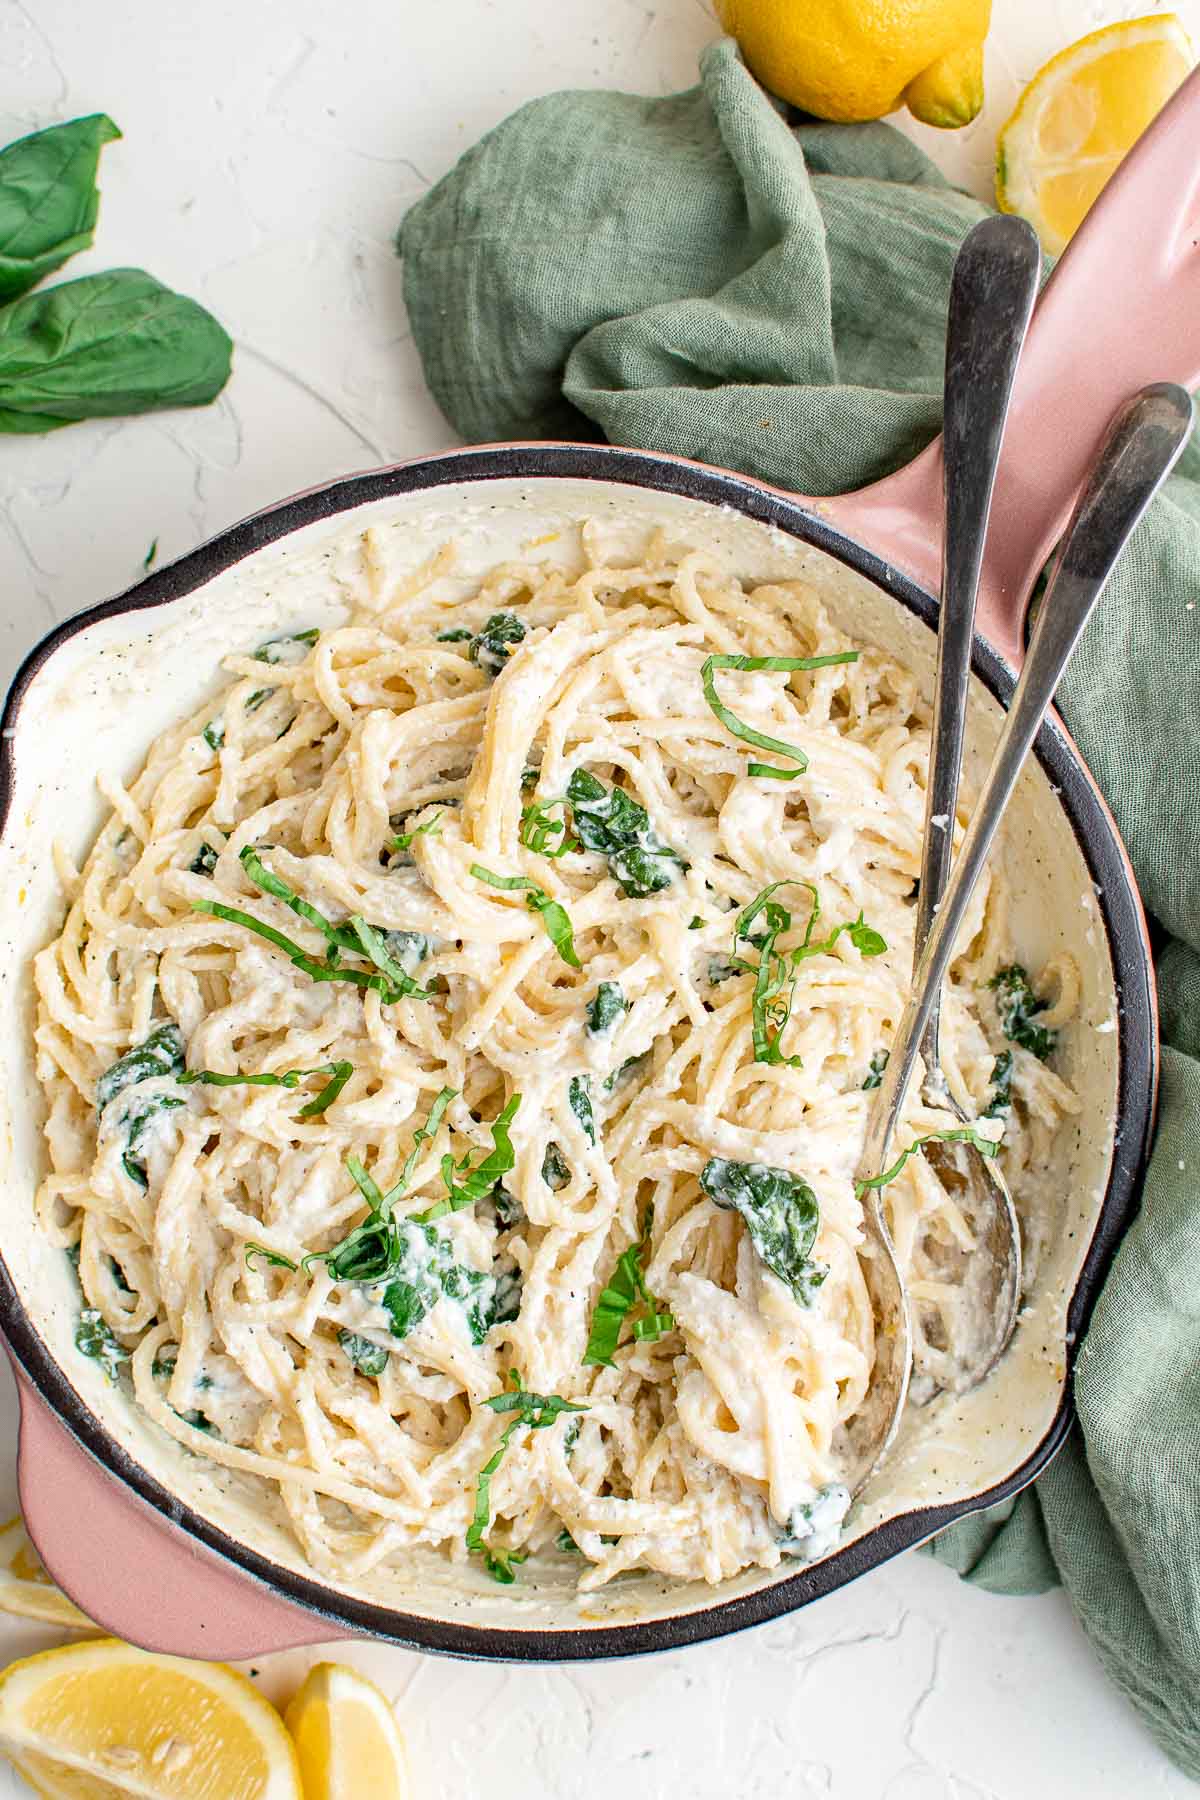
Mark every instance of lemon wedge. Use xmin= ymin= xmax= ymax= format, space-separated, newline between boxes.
xmin=997 ymin=14 xmax=1195 ymax=254
xmin=0 ymin=1638 xmax=301 ymax=1799
xmin=0 ymin=1518 xmax=95 ymax=1633
xmin=285 ymin=1662 xmax=410 ymax=1800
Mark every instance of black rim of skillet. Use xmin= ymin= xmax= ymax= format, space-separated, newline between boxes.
xmin=0 ymin=442 xmax=1155 ymax=1660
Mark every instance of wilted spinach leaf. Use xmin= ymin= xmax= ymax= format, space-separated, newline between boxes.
xmin=568 ymin=1075 xmax=596 ymax=1145
xmin=75 ymin=1307 xmax=128 ymax=1380
xmin=470 ymin=611 xmax=526 ymax=673
xmin=586 ymin=981 xmax=627 ymax=1035
xmin=700 ymin=1157 xmax=826 ymax=1307
xmin=988 ymin=964 xmax=1057 ymax=1061
xmin=566 ymin=768 xmax=686 ymax=898
xmin=337 ymin=1330 xmax=390 ymax=1377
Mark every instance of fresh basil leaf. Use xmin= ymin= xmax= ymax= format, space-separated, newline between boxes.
xmin=855 ymin=1126 xmax=1001 ymax=1196
xmin=418 ymin=1092 xmax=515 ymax=1222
xmin=586 ymin=981 xmax=627 ymax=1035
xmin=0 ymin=115 xmax=120 ymax=303
xmin=700 ymin=1158 xmax=826 ymax=1308
xmin=863 ymin=1049 xmax=888 ymax=1090
xmin=568 ymin=1075 xmax=596 ymax=1146
xmin=0 ymin=269 xmax=232 ymax=435
xmin=470 ymin=611 xmax=526 ymax=673
xmin=565 ymin=768 xmax=686 ymax=898
xmin=75 ymin=1307 xmax=128 ymax=1380
xmin=700 ymin=652 xmax=858 ymax=781
xmin=583 ymin=1207 xmax=674 ymax=1366
xmin=988 ymin=964 xmax=1057 ymax=1061
xmin=467 ymin=1371 xmax=588 ymax=1580
xmin=469 ymin=863 xmax=580 ymax=968
xmin=337 ymin=1330 xmax=389 ymax=1378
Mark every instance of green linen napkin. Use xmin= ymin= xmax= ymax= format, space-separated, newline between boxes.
xmin=400 ymin=38 xmax=1200 ymax=1776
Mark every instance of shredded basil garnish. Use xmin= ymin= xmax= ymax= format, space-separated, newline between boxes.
xmin=583 ymin=1207 xmax=674 ymax=1367
xmin=863 ymin=1049 xmax=889 ymax=1090
xmin=180 ymin=1060 xmax=352 ymax=1118
xmin=730 ymin=882 xmax=885 ymax=1066
xmin=470 ymin=863 xmax=580 ymax=968
xmin=700 ymin=651 xmax=858 ymax=780
xmin=466 ymin=1370 xmax=587 ymax=1581
xmin=418 ymin=1093 xmax=520 ymax=1222
xmin=700 ymin=1158 xmax=827 ymax=1308
xmin=856 ymin=1126 xmax=1001 ymax=1196
xmin=436 ymin=626 xmax=474 ymax=642
xmin=194 ymin=845 xmax=436 ymax=1003
xmin=244 ymin=1243 xmax=298 ymax=1271
xmin=988 ymin=964 xmax=1057 ymax=1061
xmin=390 ymin=810 xmax=444 ymax=852
xmin=519 ymin=797 xmax=578 ymax=858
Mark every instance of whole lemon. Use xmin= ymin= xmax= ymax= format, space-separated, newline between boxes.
xmin=715 ymin=0 xmax=992 ymax=127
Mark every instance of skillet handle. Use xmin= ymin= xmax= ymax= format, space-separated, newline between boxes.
xmin=13 ymin=1369 xmax=347 ymax=1658
xmin=824 ymin=61 xmax=1200 ymax=668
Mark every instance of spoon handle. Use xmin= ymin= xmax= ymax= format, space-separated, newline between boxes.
xmin=917 ymin=216 xmax=1041 ymax=1073
xmin=862 ymin=382 xmax=1193 ymax=1182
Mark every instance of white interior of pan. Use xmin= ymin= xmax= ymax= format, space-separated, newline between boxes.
xmin=0 ymin=477 xmax=1118 ymax=1635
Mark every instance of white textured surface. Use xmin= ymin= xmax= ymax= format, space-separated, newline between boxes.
xmin=0 ymin=1 xmax=1197 ymax=1794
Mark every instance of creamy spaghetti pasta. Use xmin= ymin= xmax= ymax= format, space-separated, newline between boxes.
xmin=33 ymin=524 xmax=1079 ymax=1592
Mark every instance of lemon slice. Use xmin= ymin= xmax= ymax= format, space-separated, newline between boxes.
xmin=0 ymin=1638 xmax=301 ymax=1799
xmin=0 ymin=1518 xmax=95 ymax=1632
xmin=997 ymin=15 xmax=1195 ymax=255
xmin=285 ymin=1662 xmax=410 ymax=1800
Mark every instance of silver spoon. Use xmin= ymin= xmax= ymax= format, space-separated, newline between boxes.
xmin=848 ymin=381 xmax=1193 ymax=1495
xmin=905 ymin=215 xmax=1042 ymax=1403
xmin=845 ymin=214 xmax=1041 ymax=1483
